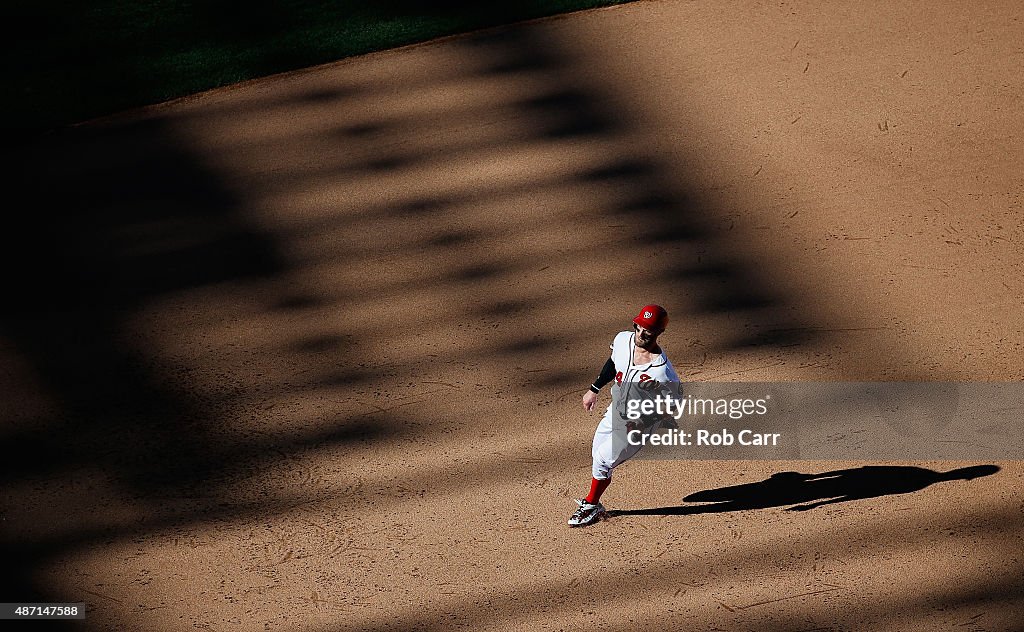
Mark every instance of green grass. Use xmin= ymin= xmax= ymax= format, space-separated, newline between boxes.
xmin=5 ymin=1 xmax=634 ymax=137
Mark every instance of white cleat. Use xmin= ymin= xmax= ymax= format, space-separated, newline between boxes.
xmin=567 ymin=499 xmax=607 ymax=527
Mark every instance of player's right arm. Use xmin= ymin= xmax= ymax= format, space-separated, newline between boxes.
xmin=582 ymin=331 xmax=630 ymax=412
xmin=582 ymin=356 xmax=616 ymax=411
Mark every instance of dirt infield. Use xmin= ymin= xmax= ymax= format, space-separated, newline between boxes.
xmin=3 ymin=1 xmax=1022 ymax=629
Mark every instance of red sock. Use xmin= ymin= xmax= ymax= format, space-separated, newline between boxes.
xmin=585 ymin=477 xmax=611 ymax=504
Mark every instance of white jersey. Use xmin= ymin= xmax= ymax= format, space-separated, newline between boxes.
xmin=590 ymin=330 xmax=680 ymax=480
xmin=608 ymin=330 xmax=679 ymax=387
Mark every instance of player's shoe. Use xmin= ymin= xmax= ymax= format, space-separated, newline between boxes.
xmin=567 ymin=499 xmax=606 ymax=527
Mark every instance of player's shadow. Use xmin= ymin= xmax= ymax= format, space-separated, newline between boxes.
xmin=607 ymin=464 xmax=1000 ymax=516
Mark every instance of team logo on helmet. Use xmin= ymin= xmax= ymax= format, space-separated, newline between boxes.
xmin=634 ymin=304 xmax=668 ymax=331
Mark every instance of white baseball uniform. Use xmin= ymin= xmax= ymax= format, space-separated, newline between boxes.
xmin=591 ymin=330 xmax=680 ymax=480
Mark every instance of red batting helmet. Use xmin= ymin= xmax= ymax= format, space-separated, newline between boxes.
xmin=633 ymin=304 xmax=668 ymax=332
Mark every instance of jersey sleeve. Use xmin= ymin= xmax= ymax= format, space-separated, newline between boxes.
xmin=663 ymin=360 xmax=681 ymax=383
xmin=610 ymin=331 xmax=633 ymax=373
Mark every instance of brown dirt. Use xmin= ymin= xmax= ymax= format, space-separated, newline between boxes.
xmin=2 ymin=1 xmax=1022 ymax=630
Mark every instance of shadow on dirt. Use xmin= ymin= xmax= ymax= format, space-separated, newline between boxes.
xmin=437 ymin=28 xmax=820 ymax=351
xmin=0 ymin=117 xmax=416 ymax=620
xmin=332 ymin=497 xmax=1023 ymax=631
xmin=0 ymin=11 xmax=891 ymax=629
xmin=608 ymin=464 xmax=1001 ymax=516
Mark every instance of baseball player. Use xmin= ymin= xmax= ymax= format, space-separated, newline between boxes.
xmin=569 ymin=304 xmax=680 ymax=527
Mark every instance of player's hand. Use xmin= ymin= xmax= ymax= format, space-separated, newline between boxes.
xmin=582 ymin=390 xmax=599 ymax=412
